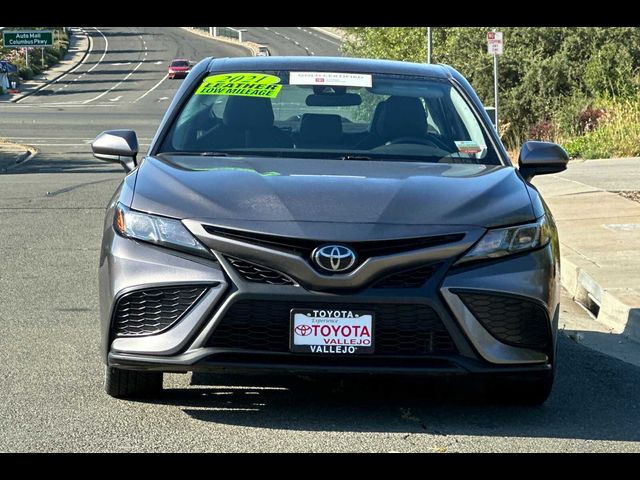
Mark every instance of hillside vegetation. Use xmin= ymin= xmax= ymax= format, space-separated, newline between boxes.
xmin=343 ymin=27 xmax=640 ymax=159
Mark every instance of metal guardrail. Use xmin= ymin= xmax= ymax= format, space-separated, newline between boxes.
xmin=191 ymin=27 xmax=245 ymax=43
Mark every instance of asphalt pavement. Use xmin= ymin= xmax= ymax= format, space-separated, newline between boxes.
xmin=0 ymin=27 xmax=638 ymax=452
xmin=232 ymin=27 xmax=342 ymax=56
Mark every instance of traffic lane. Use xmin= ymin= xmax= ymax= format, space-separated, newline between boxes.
xmin=20 ymin=27 xmax=148 ymax=105
xmin=0 ymin=107 xmax=162 ymax=173
xmin=127 ymin=27 xmax=250 ymax=106
xmin=19 ymin=27 xmax=249 ymax=107
xmin=234 ymin=27 xmax=341 ymax=56
xmin=0 ymin=168 xmax=637 ymax=453
xmin=234 ymin=27 xmax=312 ymax=56
xmin=276 ymin=27 xmax=342 ymax=56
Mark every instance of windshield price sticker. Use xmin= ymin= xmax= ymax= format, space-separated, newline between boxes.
xmin=455 ymin=140 xmax=483 ymax=154
xmin=290 ymin=71 xmax=372 ymax=88
xmin=195 ymin=73 xmax=282 ymax=98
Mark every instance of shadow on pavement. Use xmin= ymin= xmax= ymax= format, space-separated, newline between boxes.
xmin=85 ymin=69 xmax=158 ymax=76
xmin=34 ymin=88 xmax=137 ymax=97
xmin=149 ymin=337 xmax=640 ymax=441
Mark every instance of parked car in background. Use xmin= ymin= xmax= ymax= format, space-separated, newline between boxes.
xmin=255 ymin=46 xmax=271 ymax=57
xmin=92 ymin=56 xmax=569 ymax=405
xmin=168 ymin=59 xmax=190 ymax=79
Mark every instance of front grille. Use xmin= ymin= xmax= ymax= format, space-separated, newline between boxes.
xmin=457 ymin=291 xmax=550 ymax=350
xmin=208 ymin=300 xmax=457 ymax=355
xmin=113 ymin=286 xmax=207 ymax=336
xmin=225 ymin=257 xmax=295 ymax=286
xmin=203 ymin=224 xmax=464 ymax=260
xmin=373 ymin=264 xmax=441 ymax=289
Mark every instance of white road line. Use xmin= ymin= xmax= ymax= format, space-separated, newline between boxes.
xmin=82 ymin=59 xmax=144 ymax=104
xmin=133 ymin=74 xmax=169 ymax=103
xmin=87 ymin=27 xmax=109 ymax=73
xmin=5 ymin=103 xmax=121 ymax=108
xmin=109 ymin=95 xmax=122 ymax=102
xmin=15 ymin=28 xmax=93 ymax=104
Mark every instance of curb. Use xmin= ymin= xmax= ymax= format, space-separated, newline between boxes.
xmin=561 ymin=254 xmax=640 ymax=343
xmin=180 ymin=27 xmax=260 ymax=56
xmin=10 ymin=29 xmax=91 ymax=103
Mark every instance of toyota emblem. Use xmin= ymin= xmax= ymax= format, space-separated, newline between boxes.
xmin=312 ymin=245 xmax=357 ymax=273
xmin=295 ymin=325 xmax=312 ymax=336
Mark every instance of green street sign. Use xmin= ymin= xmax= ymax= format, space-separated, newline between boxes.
xmin=2 ymin=30 xmax=53 ymax=47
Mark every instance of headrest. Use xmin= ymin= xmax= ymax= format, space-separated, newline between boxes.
xmin=223 ymin=96 xmax=275 ymax=129
xmin=298 ymin=114 xmax=343 ymax=142
xmin=375 ymin=96 xmax=428 ymax=140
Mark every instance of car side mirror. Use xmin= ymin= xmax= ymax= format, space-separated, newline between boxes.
xmin=91 ymin=129 xmax=139 ymax=173
xmin=518 ymin=140 xmax=569 ymax=182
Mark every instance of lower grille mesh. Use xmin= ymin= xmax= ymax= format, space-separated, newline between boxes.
xmin=113 ymin=286 xmax=207 ymax=336
xmin=457 ymin=291 xmax=550 ymax=350
xmin=208 ymin=300 xmax=457 ymax=355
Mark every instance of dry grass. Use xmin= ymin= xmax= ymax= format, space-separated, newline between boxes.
xmin=561 ymin=99 xmax=640 ymax=159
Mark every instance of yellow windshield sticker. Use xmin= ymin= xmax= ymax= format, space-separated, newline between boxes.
xmin=195 ymin=73 xmax=282 ymax=98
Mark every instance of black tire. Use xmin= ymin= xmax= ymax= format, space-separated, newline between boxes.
xmin=487 ymin=371 xmax=554 ymax=406
xmin=104 ymin=366 xmax=163 ymax=399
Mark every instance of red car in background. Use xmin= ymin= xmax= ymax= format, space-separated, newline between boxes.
xmin=168 ymin=59 xmax=190 ymax=79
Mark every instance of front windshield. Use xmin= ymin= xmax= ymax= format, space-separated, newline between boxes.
xmin=158 ymin=70 xmax=502 ymax=165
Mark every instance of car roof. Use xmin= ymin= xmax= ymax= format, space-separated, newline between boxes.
xmin=207 ymin=56 xmax=450 ymax=79
xmin=171 ymin=58 xmax=189 ymax=62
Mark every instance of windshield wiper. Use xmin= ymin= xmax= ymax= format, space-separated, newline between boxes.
xmin=341 ymin=155 xmax=374 ymax=161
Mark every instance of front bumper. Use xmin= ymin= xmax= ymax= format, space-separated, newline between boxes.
xmin=99 ymin=228 xmax=559 ymax=376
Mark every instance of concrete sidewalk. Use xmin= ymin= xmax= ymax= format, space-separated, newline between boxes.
xmin=534 ymin=158 xmax=640 ymax=342
xmin=0 ymin=28 xmax=89 ymax=103
xmin=0 ymin=141 xmax=37 ymax=172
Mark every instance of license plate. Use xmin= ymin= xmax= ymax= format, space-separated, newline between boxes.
xmin=290 ymin=308 xmax=374 ymax=354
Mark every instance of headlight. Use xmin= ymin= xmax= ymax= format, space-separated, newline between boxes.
xmin=457 ymin=216 xmax=551 ymax=264
xmin=114 ymin=203 xmax=210 ymax=256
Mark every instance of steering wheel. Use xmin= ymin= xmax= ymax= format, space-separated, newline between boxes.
xmin=386 ymin=135 xmax=453 ymax=152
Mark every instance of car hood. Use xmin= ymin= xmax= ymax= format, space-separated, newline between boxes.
xmin=131 ymin=155 xmax=535 ymax=240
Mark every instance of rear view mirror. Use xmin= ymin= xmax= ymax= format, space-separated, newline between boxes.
xmin=306 ymin=93 xmax=362 ymax=107
xmin=91 ymin=130 xmax=139 ymax=173
xmin=518 ymin=140 xmax=569 ymax=181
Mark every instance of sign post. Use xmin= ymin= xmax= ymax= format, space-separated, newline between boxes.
xmin=3 ymin=30 xmax=53 ymax=73
xmin=487 ymin=30 xmax=503 ymax=133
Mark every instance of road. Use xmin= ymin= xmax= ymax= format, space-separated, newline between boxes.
xmin=1 ymin=27 xmax=639 ymax=452
xmin=232 ymin=26 xmax=341 ymax=56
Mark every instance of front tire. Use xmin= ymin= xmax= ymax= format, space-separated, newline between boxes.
xmin=104 ymin=366 xmax=163 ymax=399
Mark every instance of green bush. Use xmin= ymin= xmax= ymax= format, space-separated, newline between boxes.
xmin=1 ymin=27 xmax=69 ymax=81
xmin=343 ymin=27 xmax=640 ymax=151
xmin=562 ymin=99 xmax=640 ymax=159
xmin=18 ymin=66 xmax=34 ymax=80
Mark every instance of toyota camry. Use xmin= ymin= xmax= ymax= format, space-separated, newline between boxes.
xmin=93 ymin=56 xmax=569 ymax=404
